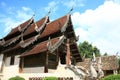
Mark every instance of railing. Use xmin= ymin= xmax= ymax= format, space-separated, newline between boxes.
xmin=29 ymin=77 xmax=73 ymax=80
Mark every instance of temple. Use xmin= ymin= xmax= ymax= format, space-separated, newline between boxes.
xmin=0 ymin=12 xmax=82 ymax=80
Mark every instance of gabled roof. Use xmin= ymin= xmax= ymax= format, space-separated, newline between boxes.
xmin=39 ymin=14 xmax=69 ymax=38
xmin=20 ymin=37 xmax=60 ymax=57
xmin=23 ymin=16 xmax=49 ymax=36
xmin=2 ymin=13 xmax=82 ymax=62
xmin=76 ymin=56 xmax=119 ymax=70
xmin=4 ymin=17 xmax=34 ymax=40
xmin=2 ymin=14 xmax=69 ymax=52
xmin=1 ymin=16 xmax=49 ymax=47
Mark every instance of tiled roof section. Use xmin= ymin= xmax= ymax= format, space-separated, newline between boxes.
xmin=76 ymin=56 xmax=119 ymax=71
xmin=39 ymin=15 xmax=68 ymax=38
xmin=3 ymin=35 xmax=21 ymax=46
xmin=23 ymin=17 xmax=48 ymax=36
xmin=20 ymin=37 xmax=59 ymax=57
xmin=2 ymin=15 xmax=69 ymax=52
xmin=5 ymin=18 xmax=33 ymax=38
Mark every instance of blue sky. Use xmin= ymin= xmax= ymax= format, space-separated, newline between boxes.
xmin=0 ymin=0 xmax=120 ymax=55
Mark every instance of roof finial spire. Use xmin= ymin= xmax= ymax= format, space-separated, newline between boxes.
xmin=33 ymin=12 xmax=35 ymax=17
xmin=46 ymin=8 xmax=51 ymax=17
xmin=68 ymin=5 xmax=74 ymax=14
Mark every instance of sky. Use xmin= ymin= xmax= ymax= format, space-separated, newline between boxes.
xmin=0 ymin=0 xmax=120 ymax=55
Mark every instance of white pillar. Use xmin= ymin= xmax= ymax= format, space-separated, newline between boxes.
xmin=0 ymin=54 xmax=4 ymax=71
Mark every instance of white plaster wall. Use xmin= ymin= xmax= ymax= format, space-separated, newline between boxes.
xmin=1 ymin=55 xmax=81 ymax=80
xmin=48 ymin=69 xmax=56 ymax=73
xmin=19 ymin=65 xmax=81 ymax=80
xmin=3 ymin=55 xmax=20 ymax=80
xmin=22 ymin=67 xmax=44 ymax=73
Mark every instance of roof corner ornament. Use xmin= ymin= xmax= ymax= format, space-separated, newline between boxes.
xmin=61 ymin=14 xmax=70 ymax=33
xmin=68 ymin=5 xmax=74 ymax=14
xmin=35 ymin=22 xmax=39 ymax=32
xmin=18 ymin=25 xmax=22 ymax=32
xmin=19 ymin=32 xmax=25 ymax=48
xmin=0 ymin=39 xmax=5 ymax=46
xmin=47 ymin=37 xmax=52 ymax=51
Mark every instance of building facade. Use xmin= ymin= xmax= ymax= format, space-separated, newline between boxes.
xmin=0 ymin=12 xmax=82 ymax=80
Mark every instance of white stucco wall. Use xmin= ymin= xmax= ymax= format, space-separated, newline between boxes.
xmin=1 ymin=55 xmax=81 ymax=80
xmin=3 ymin=55 xmax=20 ymax=80
xmin=22 ymin=67 xmax=44 ymax=73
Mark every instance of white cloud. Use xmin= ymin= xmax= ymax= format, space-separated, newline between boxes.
xmin=72 ymin=1 xmax=120 ymax=55
xmin=44 ymin=1 xmax=59 ymax=13
xmin=62 ymin=0 xmax=84 ymax=8
xmin=0 ymin=6 xmax=33 ymax=35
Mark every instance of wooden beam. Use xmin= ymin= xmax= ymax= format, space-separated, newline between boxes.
xmin=44 ymin=52 xmax=48 ymax=73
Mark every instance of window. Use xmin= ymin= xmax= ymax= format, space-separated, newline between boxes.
xmin=10 ymin=56 xmax=15 ymax=65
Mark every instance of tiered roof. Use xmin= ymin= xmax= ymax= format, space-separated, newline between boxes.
xmin=0 ymin=13 xmax=82 ymax=62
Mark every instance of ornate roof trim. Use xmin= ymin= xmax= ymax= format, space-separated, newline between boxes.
xmin=47 ymin=35 xmax=66 ymax=53
xmin=35 ymin=15 xmax=49 ymax=33
xmin=61 ymin=14 xmax=70 ymax=33
xmin=19 ymin=16 xmax=49 ymax=48
xmin=20 ymin=34 xmax=39 ymax=48
xmin=4 ymin=35 xmax=21 ymax=47
xmin=19 ymin=15 xmax=34 ymax=32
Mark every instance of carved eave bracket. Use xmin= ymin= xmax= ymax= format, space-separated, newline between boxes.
xmin=47 ymin=35 xmax=66 ymax=54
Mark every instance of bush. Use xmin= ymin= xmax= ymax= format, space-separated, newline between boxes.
xmin=102 ymin=74 xmax=120 ymax=80
xmin=9 ymin=76 xmax=25 ymax=80
xmin=43 ymin=77 xmax=57 ymax=80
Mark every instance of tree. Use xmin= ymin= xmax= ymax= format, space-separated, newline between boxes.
xmin=78 ymin=41 xmax=101 ymax=58
xmin=103 ymin=53 xmax=108 ymax=56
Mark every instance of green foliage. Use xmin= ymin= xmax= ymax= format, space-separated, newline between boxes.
xmin=9 ymin=76 xmax=25 ymax=80
xmin=103 ymin=53 xmax=108 ymax=56
xmin=43 ymin=77 xmax=57 ymax=80
xmin=102 ymin=74 xmax=120 ymax=80
xmin=78 ymin=41 xmax=101 ymax=58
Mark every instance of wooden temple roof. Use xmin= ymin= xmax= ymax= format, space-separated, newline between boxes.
xmin=3 ymin=14 xmax=68 ymax=51
xmin=2 ymin=16 xmax=49 ymax=47
xmin=1 ymin=13 xmax=82 ymax=62
xmin=4 ymin=18 xmax=34 ymax=41
xmin=20 ymin=37 xmax=59 ymax=57
xmin=23 ymin=16 xmax=49 ymax=36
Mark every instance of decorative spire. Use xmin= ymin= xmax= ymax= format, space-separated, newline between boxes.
xmin=68 ymin=5 xmax=74 ymax=14
xmin=46 ymin=8 xmax=51 ymax=17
